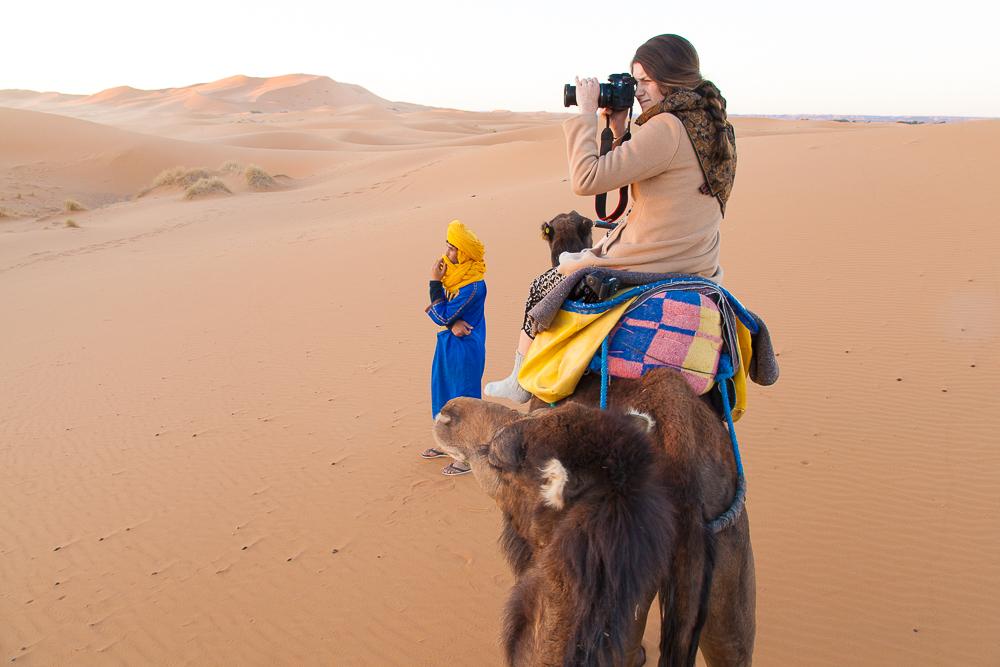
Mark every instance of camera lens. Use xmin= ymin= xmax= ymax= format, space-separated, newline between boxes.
xmin=563 ymin=84 xmax=577 ymax=107
xmin=597 ymin=83 xmax=612 ymax=109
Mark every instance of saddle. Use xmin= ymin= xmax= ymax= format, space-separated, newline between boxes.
xmin=519 ymin=271 xmax=778 ymax=535
xmin=517 ymin=273 xmax=774 ymax=422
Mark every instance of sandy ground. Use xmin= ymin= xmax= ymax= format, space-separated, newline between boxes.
xmin=1 ymin=75 xmax=998 ymax=665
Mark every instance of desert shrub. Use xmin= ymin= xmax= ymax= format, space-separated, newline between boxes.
xmin=219 ymin=160 xmax=243 ymax=174
xmin=244 ymin=164 xmax=278 ymax=191
xmin=139 ymin=166 xmax=214 ymax=197
xmin=184 ymin=177 xmax=232 ymax=200
xmin=65 ymin=219 xmax=80 ymax=228
xmin=65 ymin=199 xmax=87 ymax=212
xmin=158 ymin=167 xmax=212 ymax=188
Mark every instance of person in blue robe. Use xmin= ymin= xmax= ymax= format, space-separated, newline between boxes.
xmin=420 ymin=220 xmax=487 ymax=476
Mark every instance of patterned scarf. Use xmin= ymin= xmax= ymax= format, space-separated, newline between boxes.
xmin=634 ymin=82 xmax=737 ymax=215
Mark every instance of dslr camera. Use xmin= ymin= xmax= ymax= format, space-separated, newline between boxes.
xmin=570 ymin=273 xmax=621 ymax=304
xmin=564 ymin=73 xmax=636 ymax=111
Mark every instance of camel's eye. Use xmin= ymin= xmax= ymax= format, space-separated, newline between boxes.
xmin=486 ymin=447 xmax=503 ymax=470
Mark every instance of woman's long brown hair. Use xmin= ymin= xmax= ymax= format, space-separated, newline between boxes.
xmin=633 ymin=34 xmax=733 ymax=162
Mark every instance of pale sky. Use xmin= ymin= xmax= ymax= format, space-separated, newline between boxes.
xmin=3 ymin=0 xmax=998 ymax=117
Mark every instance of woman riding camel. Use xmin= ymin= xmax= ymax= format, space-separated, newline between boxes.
xmin=485 ymin=33 xmax=737 ymax=404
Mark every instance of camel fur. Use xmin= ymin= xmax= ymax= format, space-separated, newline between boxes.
xmin=434 ymin=368 xmax=755 ymax=666
xmin=541 ymin=211 xmax=594 ymax=268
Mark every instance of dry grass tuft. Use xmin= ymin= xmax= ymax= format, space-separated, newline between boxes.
xmin=184 ymin=177 xmax=232 ymax=200
xmin=139 ymin=167 xmax=214 ymax=197
xmin=244 ymin=164 xmax=278 ymax=191
xmin=0 ymin=208 xmax=13 ymax=219
xmin=219 ymin=160 xmax=243 ymax=174
xmin=65 ymin=219 xmax=80 ymax=228
xmin=65 ymin=199 xmax=87 ymax=212
xmin=156 ymin=167 xmax=212 ymax=188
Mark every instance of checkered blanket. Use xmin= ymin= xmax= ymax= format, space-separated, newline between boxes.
xmin=588 ymin=289 xmax=723 ymax=396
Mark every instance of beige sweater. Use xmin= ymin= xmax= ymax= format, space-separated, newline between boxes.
xmin=558 ymin=112 xmax=724 ymax=282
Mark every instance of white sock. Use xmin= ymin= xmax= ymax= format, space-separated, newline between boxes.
xmin=484 ymin=351 xmax=532 ymax=403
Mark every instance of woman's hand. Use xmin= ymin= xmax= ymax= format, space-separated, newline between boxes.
xmin=431 ymin=258 xmax=446 ymax=280
xmin=601 ymin=107 xmax=629 ymax=140
xmin=449 ymin=319 xmax=473 ymax=337
xmin=575 ymin=76 xmax=600 ymax=115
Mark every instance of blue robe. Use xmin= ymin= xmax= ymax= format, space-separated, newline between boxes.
xmin=426 ymin=280 xmax=487 ymax=418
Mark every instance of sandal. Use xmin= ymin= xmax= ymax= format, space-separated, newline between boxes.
xmin=420 ymin=448 xmax=448 ymax=459
xmin=442 ymin=461 xmax=472 ymax=476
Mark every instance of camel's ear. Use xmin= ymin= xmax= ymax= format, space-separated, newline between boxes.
xmin=540 ymin=222 xmax=552 ymax=240
xmin=625 ymin=408 xmax=656 ymax=433
xmin=539 ymin=458 xmax=569 ymax=510
xmin=489 ymin=424 xmax=525 ymax=470
xmin=578 ymin=216 xmax=594 ymax=244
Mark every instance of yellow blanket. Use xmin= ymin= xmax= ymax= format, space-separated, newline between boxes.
xmin=518 ymin=298 xmax=636 ymax=404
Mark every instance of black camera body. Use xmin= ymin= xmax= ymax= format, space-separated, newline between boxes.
xmin=570 ymin=273 xmax=621 ymax=304
xmin=564 ymin=73 xmax=636 ymax=111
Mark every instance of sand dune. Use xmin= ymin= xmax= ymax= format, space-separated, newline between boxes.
xmin=0 ymin=74 xmax=401 ymax=117
xmin=82 ymin=84 xmax=151 ymax=105
xmin=1 ymin=77 xmax=998 ymax=665
xmin=0 ymin=91 xmax=566 ymax=218
xmin=0 ymin=107 xmax=357 ymax=216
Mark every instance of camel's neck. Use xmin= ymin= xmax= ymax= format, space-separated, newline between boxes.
xmin=525 ymin=568 xmax=654 ymax=667
xmin=533 ymin=588 xmax=575 ymax=667
xmin=532 ymin=575 xmax=631 ymax=667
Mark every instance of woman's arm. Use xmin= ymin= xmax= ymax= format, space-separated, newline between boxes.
xmin=563 ymin=113 xmax=683 ymax=196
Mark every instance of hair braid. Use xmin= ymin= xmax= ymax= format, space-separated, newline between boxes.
xmin=695 ymin=81 xmax=732 ymax=163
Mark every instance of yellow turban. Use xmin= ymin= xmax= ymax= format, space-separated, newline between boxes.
xmin=441 ymin=219 xmax=486 ymax=298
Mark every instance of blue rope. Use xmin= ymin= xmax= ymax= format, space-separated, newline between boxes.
xmin=708 ymin=354 xmax=747 ymax=533
xmin=587 ymin=299 xmax=747 ymax=531
xmin=717 ymin=374 xmax=744 ymax=478
xmin=600 ymin=337 xmax=609 ymax=410
xmin=595 ymin=335 xmax=744 ymax=531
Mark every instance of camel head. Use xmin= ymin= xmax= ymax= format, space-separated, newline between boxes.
xmin=540 ymin=210 xmax=594 ymax=267
xmin=432 ymin=397 xmax=522 ymax=498
xmin=433 ymin=398 xmax=674 ymax=666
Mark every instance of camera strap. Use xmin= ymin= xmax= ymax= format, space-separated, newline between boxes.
xmin=594 ymin=110 xmax=632 ymax=229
